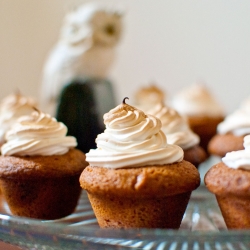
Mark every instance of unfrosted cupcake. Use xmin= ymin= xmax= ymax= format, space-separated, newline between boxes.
xmin=172 ymin=83 xmax=224 ymax=153
xmin=205 ymin=135 xmax=250 ymax=229
xmin=0 ymin=92 xmax=36 ymax=146
xmin=148 ymin=103 xmax=207 ymax=168
xmin=80 ymin=98 xmax=200 ymax=229
xmin=208 ymin=106 xmax=250 ymax=158
xmin=0 ymin=110 xmax=87 ymax=219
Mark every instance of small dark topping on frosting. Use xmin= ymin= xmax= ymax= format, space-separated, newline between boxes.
xmin=33 ymin=107 xmax=40 ymax=113
xmin=123 ymin=97 xmax=129 ymax=104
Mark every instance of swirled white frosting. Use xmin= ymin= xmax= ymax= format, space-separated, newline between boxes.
xmin=172 ymin=83 xmax=224 ymax=117
xmin=134 ymin=84 xmax=165 ymax=113
xmin=222 ymin=135 xmax=250 ymax=170
xmin=148 ymin=104 xmax=200 ymax=150
xmin=86 ymin=100 xmax=183 ymax=168
xmin=0 ymin=93 xmax=36 ymax=144
xmin=217 ymin=109 xmax=250 ymax=136
xmin=1 ymin=111 xmax=77 ymax=156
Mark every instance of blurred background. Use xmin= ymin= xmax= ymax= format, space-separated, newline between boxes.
xmin=1 ymin=0 xmax=250 ymax=113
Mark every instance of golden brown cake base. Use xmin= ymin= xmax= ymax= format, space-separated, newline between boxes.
xmin=216 ymin=195 xmax=250 ymax=229
xmin=183 ymin=145 xmax=207 ymax=168
xmin=88 ymin=192 xmax=191 ymax=229
xmin=0 ymin=175 xmax=81 ymax=219
xmin=205 ymin=162 xmax=250 ymax=229
xmin=187 ymin=115 xmax=224 ymax=153
xmin=208 ymin=133 xmax=244 ymax=158
xmin=0 ymin=149 xmax=87 ymax=220
xmin=80 ymin=160 xmax=200 ymax=229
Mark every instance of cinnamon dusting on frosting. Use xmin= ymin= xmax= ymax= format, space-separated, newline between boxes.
xmin=104 ymin=97 xmax=146 ymax=124
xmin=0 ymin=93 xmax=37 ymax=144
xmin=86 ymin=99 xmax=183 ymax=169
xmin=1 ymin=110 xmax=77 ymax=156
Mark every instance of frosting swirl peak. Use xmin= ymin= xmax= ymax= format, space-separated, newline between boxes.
xmin=172 ymin=83 xmax=224 ymax=117
xmin=86 ymin=100 xmax=183 ymax=169
xmin=0 ymin=93 xmax=36 ymax=144
xmin=1 ymin=110 xmax=77 ymax=156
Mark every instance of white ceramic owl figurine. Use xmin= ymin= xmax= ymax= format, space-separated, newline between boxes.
xmin=41 ymin=3 xmax=123 ymax=115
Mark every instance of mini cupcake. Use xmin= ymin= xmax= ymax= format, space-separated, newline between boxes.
xmin=148 ymin=103 xmax=207 ymax=168
xmin=172 ymin=83 xmax=224 ymax=153
xmin=208 ymin=107 xmax=250 ymax=158
xmin=134 ymin=84 xmax=166 ymax=112
xmin=205 ymin=135 xmax=250 ymax=229
xmin=0 ymin=92 xmax=36 ymax=146
xmin=0 ymin=109 xmax=87 ymax=219
xmin=80 ymin=98 xmax=200 ymax=229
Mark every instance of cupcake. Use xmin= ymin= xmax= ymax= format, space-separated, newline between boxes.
xmin=205 ymin=135 xmax=250 ymax=229
xmin=208 ymin=106 xmax=250 ymax=158
xmin=0 ymin=109 xmax=87 ymax=219
xmin=80 ymin=98 xmax=200 ymax=229
xmin=148 ymin=103 xmax=207 ymax=168
xmin=0 ymin=92 xmax=36 ymax=146
xmin=172 ymin=83 xmax=224 ymax=153
xmin=134 ymin=84 xmax=166 ymax=112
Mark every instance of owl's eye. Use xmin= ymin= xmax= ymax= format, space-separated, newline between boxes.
xmin=104 ymin=24 xmax=115 ymax=36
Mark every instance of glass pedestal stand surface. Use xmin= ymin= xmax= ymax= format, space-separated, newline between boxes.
xmin=0 ymin=158 xmax=249 ymax=250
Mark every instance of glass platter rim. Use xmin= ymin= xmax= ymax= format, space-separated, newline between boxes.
xmin=1 ymin=210 xmax=250 ymax=241
xmin=0 ymin=189 xmax=250 ymax=249
xmin=1 ymin=213 xmax=250 ymax=250
xmin=1 ymin=156 xmax=250 ymax=249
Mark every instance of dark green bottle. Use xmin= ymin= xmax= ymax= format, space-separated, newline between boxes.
xmin=55 ymin=78 xmax=116 ymax=153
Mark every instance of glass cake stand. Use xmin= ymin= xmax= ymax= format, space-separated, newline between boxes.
xmin=0 ymin=159 xmax=249 ymax=250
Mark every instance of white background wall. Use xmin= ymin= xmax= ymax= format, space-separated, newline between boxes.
xmin=1 ymin=0 xmax=250 ymax=113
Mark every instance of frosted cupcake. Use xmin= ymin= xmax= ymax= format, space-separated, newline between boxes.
xmin=172 ymin=83 xmax=224 ymax=153
xmin=134 ymin=84 xmax=166 ymax=112
xmin=80 ymin=98 xmax=200 ymax=229
xmin=0 ymin=92 xmax=36 ymax=146
xmin=205 ymin=135 xmax=250 ymax=229
xmin=148 ymin=103 xmax=207 ymax=168
xmin=0 ymin=109 xmax=87 ymax=219
xmin=208 ymin=107 xmax=250 ymax=158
